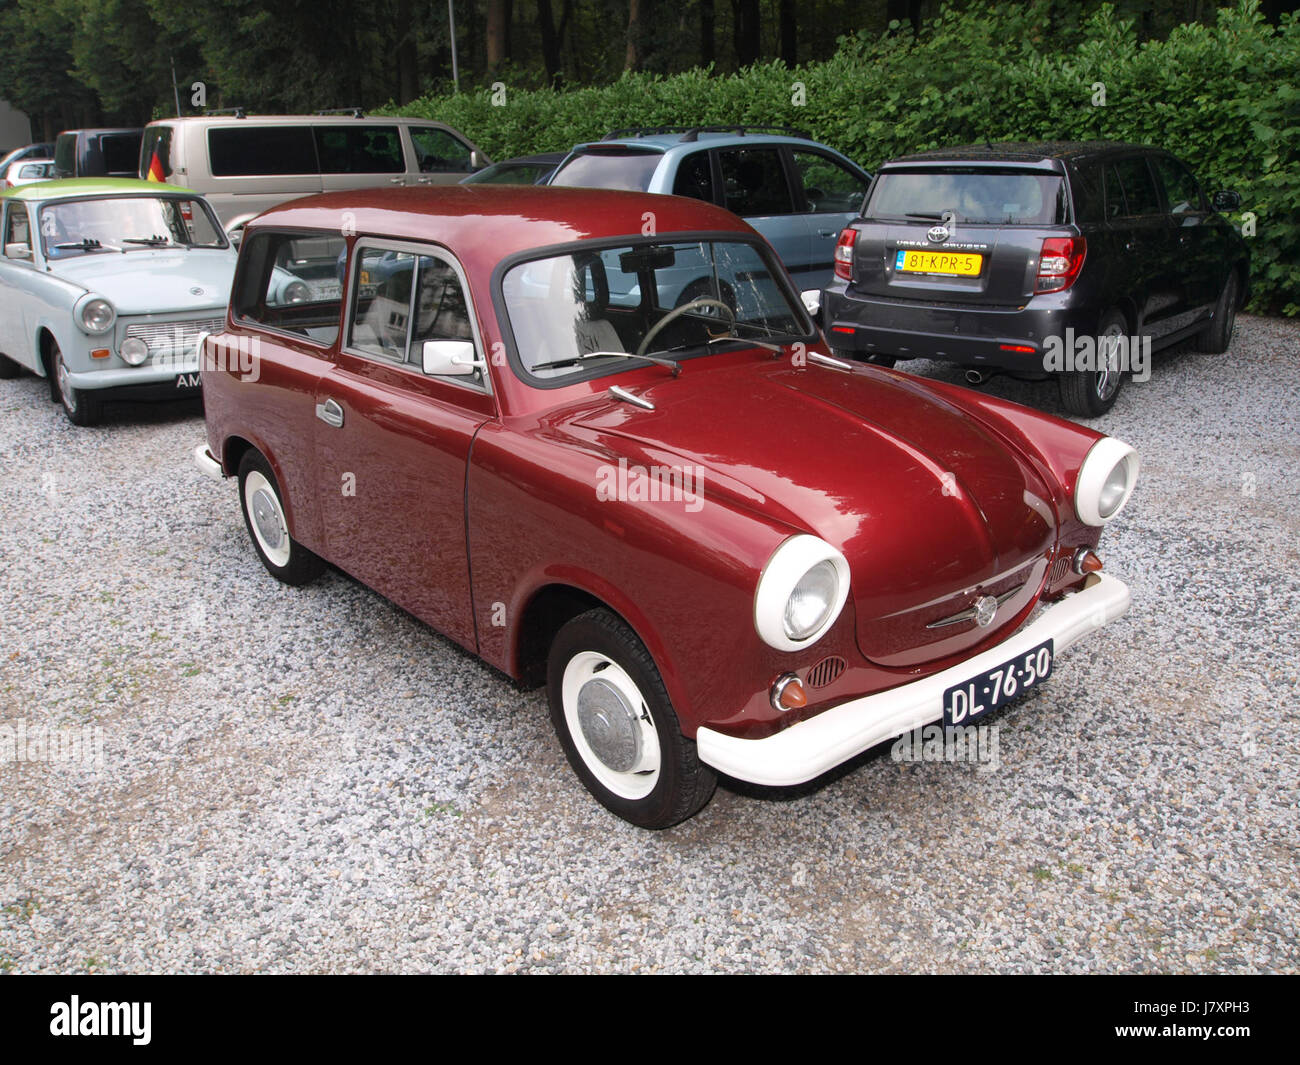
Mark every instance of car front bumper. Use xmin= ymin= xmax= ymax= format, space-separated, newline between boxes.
xmin=695 ymin=572 xmax=1131 ymax=787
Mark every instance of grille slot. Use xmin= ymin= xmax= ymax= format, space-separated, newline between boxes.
xmin=806 ymin=655 xmax=846 ymax=689
xmin=1048 ymin=552 xmax=1072 ymax=586
xmin=124 ymin=317 xmax=224 ymax=354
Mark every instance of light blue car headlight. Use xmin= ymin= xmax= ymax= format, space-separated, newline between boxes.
xmin=75 ymin=295 xmax=116 ymax=335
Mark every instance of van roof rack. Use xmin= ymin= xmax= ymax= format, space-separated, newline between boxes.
xmin=317 ymin=108 xmax=366 ymax=119
xmin=203 ymin=107 xmax=248 ymax=119
xmin=602 ymin=125 xmax=812 ymax=143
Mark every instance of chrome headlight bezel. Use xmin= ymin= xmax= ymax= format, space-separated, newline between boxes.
xmin=75 ymin=294 xmax=116 ymax=335
xmin=1074 ymin=437 xmax=1139 ymax=526
xmin=754 ymin=534 xmax=851 ymax=652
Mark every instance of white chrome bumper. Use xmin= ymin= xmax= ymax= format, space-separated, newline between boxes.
xmin=193 ymin=443 xmax=224 ymax=481
xmin=696 ymin=572 xmax=1131 ymax=787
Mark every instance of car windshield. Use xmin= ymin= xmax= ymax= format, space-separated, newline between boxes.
xmin=549 ymin=149 xmax=662 ymax=191
xmin=867 ymin=168 xmax=1068 ymax=225
xmin=39 ymin=196 xmax=226 ymax=257
xmin=502 ymin=238 xmax=809 ymax=381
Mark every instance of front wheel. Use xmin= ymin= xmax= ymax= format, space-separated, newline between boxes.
xmin=547 ymin=608 xmax=716 ymax=828
xmin=1059 ymin=309 xmax=1127 ymax=418
xmin=237 ymin=451 xmax=325 ymax=586
xmin=1200 ymin=271 xmax=1239 ymax=354
xmin=54 ymin=344 xmax=102 ymax=426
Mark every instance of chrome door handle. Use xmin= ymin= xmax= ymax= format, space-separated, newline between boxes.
xmin=315 ymin=398 xmax=344 ymax=428
xmin=817 ymin=228 xmax=836 ymax=237
xmin=388 ymin=176 xmax=404 ymax=185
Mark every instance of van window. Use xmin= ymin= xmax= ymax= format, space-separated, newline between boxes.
xmin=233 ymin=230 xmax=347 ymax=345
xmin=96 ymin=133 xmax=143 ymax=177
xmin=409 ymin=127 xmax=473 ymax=173
xmin=53 ymin=135 xmax=75 ymax=178
xmin=314 ymin=126 xmax=403 ymax=174
xmin=209 ymin=127 xmax=317 ymax=177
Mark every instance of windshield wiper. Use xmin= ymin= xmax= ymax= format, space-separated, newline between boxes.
xmin=122 ymin=235 xmax=172 ymax=246
xmin=54 ymin=238 xmax=102 ymax=250
xmin=530 ymin=350 xmax=682 ymax=377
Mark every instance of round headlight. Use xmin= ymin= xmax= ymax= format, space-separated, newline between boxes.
xmin=1074 ymin=437 xmax=1139 ymax=526
xmin=283 ymin=280 xmax=309 ymax=304
xmin=754 ymin=534 xmax=851 ymax=652
xmin=78 ymin=297 xmax=115 ymax=334
xmin=120 ymin=337 xmax=149 ymax=366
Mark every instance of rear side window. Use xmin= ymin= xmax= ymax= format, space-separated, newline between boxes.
xmin=96 ymin=133 xmax=142 ymax=176
xmin=1108 ymin=158 xmax=1161 ymax=217
xmin=233 ymin=230 xmax=347 ymax=345
xmin=314 ymin=126 xmax=403 ymax=174
xmin=717 ymin=148 xmax=794 ymax=216
xmin=209 ymin=127 xmax=317 ymax=177
xmin=1151 ymin=155 xmax=1205 ymax=215
xmin=671 ymin=152 xmax=714 ymax=202
xmin=866 ymin=168 xmax=1067 ymax=225
xmin=550 ymin=149 xmax=662 ymax=192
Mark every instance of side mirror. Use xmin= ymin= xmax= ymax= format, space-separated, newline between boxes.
xmin=469 ymin=150 xmax=486 ymax=170
xmin=4 ymin=241 xmax=32 ymax=260
xmin=422 ymin=339 xmax=481 ymax=376
xmin=1212 ymin=190 xmax=1241 ymax=212
xmin=800 ymin=289 xmax=822 ymax=325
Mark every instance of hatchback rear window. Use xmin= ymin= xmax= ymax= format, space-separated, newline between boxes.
xmin=550 ymin=149 xmax=662 ymax=192
xmin=866 ymin=168 xmax=1068 ymax=225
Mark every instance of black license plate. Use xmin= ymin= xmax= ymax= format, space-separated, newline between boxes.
xmin=943 ymin=639 xmax=1053 ymax=726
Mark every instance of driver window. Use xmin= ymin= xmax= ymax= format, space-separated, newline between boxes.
xmin=4 ymin=203 xmax=31 ymax=248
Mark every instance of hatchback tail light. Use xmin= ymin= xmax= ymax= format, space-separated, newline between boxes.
xmin=833 ymin=228 xmax=857 ymax=281
xmin=1036 ymin=236 xmax=1086 ymax=293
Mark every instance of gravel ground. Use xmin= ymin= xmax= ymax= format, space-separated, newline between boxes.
xmin=1 ymin=315 xmax=1296 ymax=974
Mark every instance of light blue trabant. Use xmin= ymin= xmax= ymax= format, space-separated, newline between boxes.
xmin=0 ymin=178 xmax=238 ymax=425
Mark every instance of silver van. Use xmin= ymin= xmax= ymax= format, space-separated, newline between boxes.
xmin=138 ymin=112 xmax=491 ymax=233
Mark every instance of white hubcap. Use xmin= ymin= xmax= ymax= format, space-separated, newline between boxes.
xmin=1095 ymin=324 xmax=1124 ymax=401
xmin=244 ymin=470 xmax=291 ymax=568
xmin=57 ymin=359 xmax=76 ymax=411
xmin=562 ymin=651 xmax=660 ymax=800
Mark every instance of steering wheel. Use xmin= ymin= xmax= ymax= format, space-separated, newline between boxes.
xmin=636 ymin=297 xmax=737 ymax=358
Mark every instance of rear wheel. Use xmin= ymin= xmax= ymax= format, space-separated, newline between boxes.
xmin=547 ymin=608 xmax=716 ymax=828
xmin=0 ymin=354 xmax=20 ymax=379
xmin=237 ymin=451 xmax=325 ymax=586
xmin=1059 ymin=309 xmax=1127 ymax=418
xmin=1200 ymin=271 xmax=1239 ymax=354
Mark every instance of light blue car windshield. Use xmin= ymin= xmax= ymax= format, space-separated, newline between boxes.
xmin=39 ymin=196 xmax=227 ymax=257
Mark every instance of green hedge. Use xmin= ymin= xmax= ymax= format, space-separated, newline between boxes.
xmin=384 ymin=2 xmax=1298 ymax=314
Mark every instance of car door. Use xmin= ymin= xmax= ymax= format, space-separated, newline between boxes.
xmin=1150 ymin=152 xmax=1219 ymax=329
xmin=315 ymin=124 xmax=408 ymax=193
xmin=713 ymin=147 xmax=812 ymax=285
xmin=404 ymin=126 xmax=479 ymax=185
xmin=314 ymin=240 xmax=494 ymax=650
xmin=1106 ymin=155 xmax=1179 ymax=340
xmin=0 ymin=201 xmax=39 ymax=367
xmin=787 ymin=148 xmax=871 ymax=290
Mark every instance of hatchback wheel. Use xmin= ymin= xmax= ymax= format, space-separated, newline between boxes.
xmin=237 ymin=451 xmax=326 ymax=585
xmin=1059 ymin=310 xmax=1127 ymax=418
xmin=547 ymin=608 xmax=716 ymax=828
xmin=1200 ymin=271 xmax=1239 ymax=354
xmin=0 ymin=353 xmax=20 ymax=379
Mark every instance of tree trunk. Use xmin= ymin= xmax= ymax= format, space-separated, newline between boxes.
xmin=486 ymin=0 xmax=511 ymax=74
xmin=396 ymin=0 xmax=419 ymax=103
xmin=732 ymin=0 xmax=760 ymax=66
xmin=700 ymin=0 xmax=715 ymax=66
xmin=538 ymin=0 xmax=563 ymax=86
xmin=778 ymin=0 xmax=796 ymax=65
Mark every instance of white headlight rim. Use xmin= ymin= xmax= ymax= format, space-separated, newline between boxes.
xmin=755 ymin=534 xmax=851 ymax=652
xmin=76 ymin=294 xmax=116 ymax=335
xmin=1075 ymin=437 xmax=1139 ymax=527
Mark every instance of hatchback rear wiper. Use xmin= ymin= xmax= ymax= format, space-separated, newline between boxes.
xmin=903 ymin=212 xmax=950 ymax=221
xmin=530 ymin=350 xmax=682 ymax=377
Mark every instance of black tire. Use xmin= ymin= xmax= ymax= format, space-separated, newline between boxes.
xmin=0 ymin=354 xmax=20 ymax=379
xmin=1200 ymin=270 xmax=1239 ymax=354
xmin=1058 ymin=308 xmax=1127 ymax=418
xmin=53 ymin=343 xmax=102 ymax=426
xmin=547 ymin=608 xmax=716 ymax=829
xmin=832 ymin=346 xmax=895 ymax=368
xmin=237 ymin=450 xmax=326 ymax=586
xmin=675 ymin=277 xmax=737 ymax=318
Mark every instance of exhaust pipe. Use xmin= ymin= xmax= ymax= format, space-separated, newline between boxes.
xmin=965 ymin=369 xmax=992 ymax=386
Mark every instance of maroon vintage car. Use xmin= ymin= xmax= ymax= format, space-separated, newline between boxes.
xmin=195 ymin=185 xmax=1138 ymax=828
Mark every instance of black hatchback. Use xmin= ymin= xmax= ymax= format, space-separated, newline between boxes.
xmin=821 ymin=141 xmax=1250 ymax=416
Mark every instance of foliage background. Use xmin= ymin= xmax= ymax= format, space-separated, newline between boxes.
xmin=385 ymin=2 xmax=1298 ymax=314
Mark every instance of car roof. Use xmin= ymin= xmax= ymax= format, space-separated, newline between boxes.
xmin=571 ymin=131 xmax=831 ymax=155
xmin=250 ymin=185 xmax=757 ymax=267
xmin=143 ymin=114 xmax=463 ymax=128
xmin=0 ymin=177 xmax=193 ymax=201
xmin=885 ymin=141 xmax=1150 ymax=166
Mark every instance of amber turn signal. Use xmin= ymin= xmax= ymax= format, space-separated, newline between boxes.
xmin=90 ymin=348 xmax=111 ymax=359
xmin=1073 ymin=548 xmax=1104 ymax=575
xmin=770 ymin=673 xmax=808 ymax=713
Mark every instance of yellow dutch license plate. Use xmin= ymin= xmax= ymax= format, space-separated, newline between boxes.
xmin=894 ymin=249 xmax=983 ymax=276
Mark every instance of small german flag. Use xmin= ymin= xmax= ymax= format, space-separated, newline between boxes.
xmin=146 ymin=149 xmax=165 ymax=182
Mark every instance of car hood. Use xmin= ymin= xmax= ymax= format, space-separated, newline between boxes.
xmin=49 ymin=249 xmax=237 ymax=314
xmin=568 ymin=359 xmax=1059 ymax=667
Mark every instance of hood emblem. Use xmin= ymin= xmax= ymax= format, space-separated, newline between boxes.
xmin=926 ymin=586 xmax=1021 ymax=630
xmin=926 ymin=225 xmax=950 ymax=243
xmin=973 ymin=595 xmax=998 ymax=628
xmin=190 ymin=286 xmax=204 ymax=296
